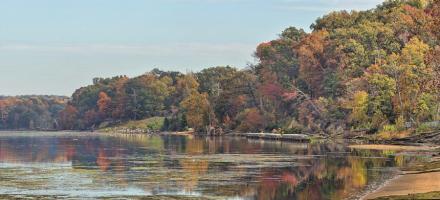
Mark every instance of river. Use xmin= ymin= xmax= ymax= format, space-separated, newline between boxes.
xmin=0 ymin=132 xmax=429 ymax=200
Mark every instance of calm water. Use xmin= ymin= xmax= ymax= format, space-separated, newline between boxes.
xmin=0 ymin=132 xmax=428 ymax=200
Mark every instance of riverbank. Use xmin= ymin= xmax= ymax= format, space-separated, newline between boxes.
xmin=368 ymin=191 xmax=440 ymax=200
xmin=98 ymin=117 xmax=164 ymax=134
xmin=233 ymin=132 xmax=311 ymax=142
xmin=365 ymin=171 xmax=440 ymax=199
xmin=346 ymin=130 xmax=440 ymax=199
xmin=352 ymin=144 xmax=440 ymax=200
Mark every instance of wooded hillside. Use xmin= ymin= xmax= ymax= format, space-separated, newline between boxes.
xmin=4 ymin=0 xmax=440 ymax=135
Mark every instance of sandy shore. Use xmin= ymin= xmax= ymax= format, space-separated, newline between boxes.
xmin=348 ymin=144 xmax=438 ymax=151
xmin=362 ymin=171 xmax=440 ymax=199
xmin=354 ymin=144 xmax=440 ymax=200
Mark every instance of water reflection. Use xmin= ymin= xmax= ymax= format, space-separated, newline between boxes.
xmin=0 ymin=133 xmax=428 ymax=199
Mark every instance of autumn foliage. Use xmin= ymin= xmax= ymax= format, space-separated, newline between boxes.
xmin=2 ymin=0 xmax=439 ymax=135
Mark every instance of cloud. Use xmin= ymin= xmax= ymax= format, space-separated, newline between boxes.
xmin=0 ymin=42 xmax=256 ymax=58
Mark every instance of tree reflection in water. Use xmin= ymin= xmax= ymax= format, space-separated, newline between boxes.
xmin=0 ymin=133 xmax=429 ymax=199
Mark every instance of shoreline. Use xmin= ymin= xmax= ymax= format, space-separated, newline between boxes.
xmin=352 ymin=144 xmax=440 ymax=200
xmin=359 ymin=173 xmax=400 ymax=200
xmin=363 ymin=171 xmax=440 ymax=199
xmin=233 ymin=132 xmax=311 ymax=142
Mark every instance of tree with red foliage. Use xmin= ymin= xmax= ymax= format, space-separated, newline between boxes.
xmin=427 ymin=0 xmax=440 ymax=40
xmin=59 ymin=105 xmax=78 ymax=130
xmin=238 ymin=108 xmax=266 ymax=132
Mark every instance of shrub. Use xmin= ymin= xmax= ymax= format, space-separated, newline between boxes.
xmin=145 ymin=117 xmax=164 ymax=131
xmin=416 ymin=122 xmax=440 ymax=134
xmin=280 ymin=126 xmax=304 ymax=135
xmin=376 ymin=123 xmax=412 ymax=140
xmin=382 ymin=124 xmax=397 ymax=132
xmin=395 ymin=115 xmax=406 ymax=131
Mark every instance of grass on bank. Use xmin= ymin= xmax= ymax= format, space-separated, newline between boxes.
xmin=372 ymin=121 xmax=440 ymax=141
xmin=99 ymin=117 xmax=164 ymax=133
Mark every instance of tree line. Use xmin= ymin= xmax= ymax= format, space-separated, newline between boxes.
xmin=2 ymin=0 xmax=440 ymax=135
xmin=0 ymin=96 xmax=68 ymax=130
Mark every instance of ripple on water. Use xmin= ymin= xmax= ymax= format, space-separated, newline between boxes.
xmin=0 ymin=132 xmax=431 ymax=199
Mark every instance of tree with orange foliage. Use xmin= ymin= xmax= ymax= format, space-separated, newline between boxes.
xmin=97 ymin=92 xmax=111 ymax=118
xmin=297 ymin=30 xmax=332 ymax=98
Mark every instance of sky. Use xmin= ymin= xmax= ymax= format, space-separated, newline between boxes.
xmin=0 ymin=0 xmax=383 ymax=96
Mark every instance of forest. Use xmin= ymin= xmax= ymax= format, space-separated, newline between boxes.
xmin=1 ymin=0 xmax=440 ymax=136
xmin=0 ymin=96 xmax=68 ymax=130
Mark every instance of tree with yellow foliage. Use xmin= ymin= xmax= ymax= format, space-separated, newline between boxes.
xmin=347 ymin=91 xmax=369 ymax=129
xmin=180 ymin=91 xmax=211 ymax=131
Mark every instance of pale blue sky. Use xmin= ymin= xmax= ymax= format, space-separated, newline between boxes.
xmin=0 ymin=0 xmax=383 ymax=95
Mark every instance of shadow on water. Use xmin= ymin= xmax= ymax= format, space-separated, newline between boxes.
xmin=0 ymin=132 xmax=430 ymax=199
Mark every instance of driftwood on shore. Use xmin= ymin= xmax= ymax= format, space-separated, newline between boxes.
xmin=235 ymin=133 xmax=310 ymax=142
xmin=391 ymin=131 xmax=440 ymax=144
